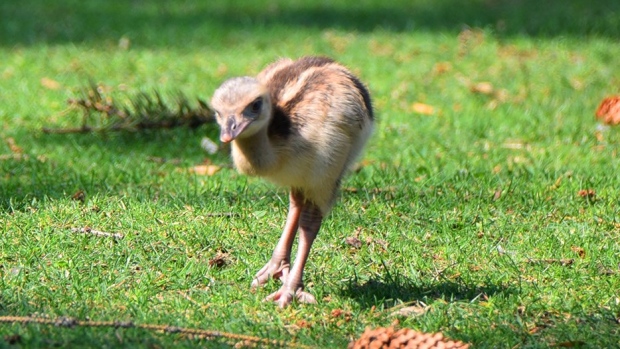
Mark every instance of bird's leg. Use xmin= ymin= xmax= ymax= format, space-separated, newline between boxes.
xmin=266 ymin=202 xmax=322 ymax=307
xmin=251 ymin=190 xmax=303 ymax=288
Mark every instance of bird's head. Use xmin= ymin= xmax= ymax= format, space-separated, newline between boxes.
xmin=211 ymin=77 xmax=272 ymax=143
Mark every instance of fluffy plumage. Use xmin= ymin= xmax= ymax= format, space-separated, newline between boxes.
xmin=211 ymin=56 xmax=373 ymax=307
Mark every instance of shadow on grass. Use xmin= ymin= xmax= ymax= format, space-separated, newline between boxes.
xmin=0 ymin=322 xmax=229 ymax=349
xmin=0 ymin=126 xmax=225 ymax=212
xmin=341 ymin=276 xmax=513 ymax=308
xmin=1 ymin=0 xmax=618 ymax=47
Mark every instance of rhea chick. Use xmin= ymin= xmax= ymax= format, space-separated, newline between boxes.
xmin=211 ymin=56 xmax=374 ymax=307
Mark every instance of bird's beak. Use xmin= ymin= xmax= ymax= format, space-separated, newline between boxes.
xmin=220 ymin=116 xmax=252 ymax=143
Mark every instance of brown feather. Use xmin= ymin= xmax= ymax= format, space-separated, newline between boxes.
xmin=211 ymin=56 xmax=373 ymax=213
xmin=210 ymin=56 xmax=374 ymax=307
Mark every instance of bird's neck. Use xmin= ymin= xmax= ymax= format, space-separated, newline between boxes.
xmin=231 ymin=126 xmax=277 ymax=175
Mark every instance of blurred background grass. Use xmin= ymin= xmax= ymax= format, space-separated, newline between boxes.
xmin=1 ymin=0 xmax=619 ymax=348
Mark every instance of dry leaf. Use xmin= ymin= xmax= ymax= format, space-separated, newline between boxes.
xmin=571 ymin=246 xmax=586 ymax=258
xmin=189 ymin=164 xmax=221 ymax=176
xmin=495 ymin=89 xmax=509 ymax=102
xmin=470 ymin=82 xmax=494 ymax=95
xmin=331 ymin=309 xmax=344 ymax=318
xmin=71 ymin=189 xmax=86 ymax=203
xmin=458 ymin=27 xmax=485 ymax=57
xmin=390 ymin=305 xmax=429 ymax=318
xmin=6 ymin=137 xmax=23 ymax=154
xmin=528 ymin=326 xmax=542 ymax=334
xmin=549 ymin=175 xmax=563 ymax=190
xmin=493 ymin=189 xmax=502 ymax=201
xmin=345 ymin=236 xmax=362 ymax=249
xmin=577 ymin=189 xmax=596 ymax=200
xmin=595 ymin=130 xmax=605 ymax=142
xmin=595 ymin=96 xmax=620 ymax=125
xmin=469 ymin=265 xmax=482 ymax=271
xmin=372 ymin=238 xmax=388 ymax=250
xmin=330 ymin=308 xmax=352 ymax=321
xmin=208 ymin=252 xmax=230 ymax=268
xmin=433 ymin=62 xmax=452 ymax=75
xmin=296 ymin=319 xmax=312 ymax=329
xmin=411 ymin=102 xmax=436 ymax=115
xmin=41 ymin=77 xmax=61 ymax=90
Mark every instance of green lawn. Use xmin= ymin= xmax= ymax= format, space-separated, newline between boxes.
xmin=1 ymin=0 xmax=619 ymax=348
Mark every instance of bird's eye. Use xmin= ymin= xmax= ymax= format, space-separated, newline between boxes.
xmin=250 ymin=99 xmax=263 ymax=113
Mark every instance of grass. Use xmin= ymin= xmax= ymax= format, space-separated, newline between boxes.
xmin=1 ymin=0 xmax=620 ymax=347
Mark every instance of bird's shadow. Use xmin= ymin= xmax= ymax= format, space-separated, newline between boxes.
xmin=339 ymin=274 xmax=513 ymax=309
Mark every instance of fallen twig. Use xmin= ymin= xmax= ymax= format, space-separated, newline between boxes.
xmin=69 ymin=227 xmax=124 ymax=239
xmin=0 ymin=315 xmax=313 ymax=348
xmin=176 ymin=291 xmax=210 ymax=311
xmin=526 ymin=258 xmax=574 ymax=266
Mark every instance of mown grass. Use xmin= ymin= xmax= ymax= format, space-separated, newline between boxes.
xmin=1 ymin=0 xmax=620 ymax=348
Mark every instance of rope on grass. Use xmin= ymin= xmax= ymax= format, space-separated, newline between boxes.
xmin=0 ymin=315 xmax=314 ymax=349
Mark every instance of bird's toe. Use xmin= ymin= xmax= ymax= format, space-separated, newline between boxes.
xmin=251 ymin=260 xmax=290 ymax=288
xmin=264 ymin=287 xmax=316 ymax=308
xmin=295 ymin=290 xmax=317 ymax=304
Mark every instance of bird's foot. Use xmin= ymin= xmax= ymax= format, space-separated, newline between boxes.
xmin=251 ymin=259 xmax=290 ymax=288
xmin=265 ymin=286 xmax=317 ymax=308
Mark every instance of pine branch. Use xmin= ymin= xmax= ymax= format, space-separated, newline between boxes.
xmin=43 ymin=82 xmax=215 ymax=134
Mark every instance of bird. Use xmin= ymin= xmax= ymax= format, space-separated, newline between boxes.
xmin=210 ymin=56 xmax=374 ymax=307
